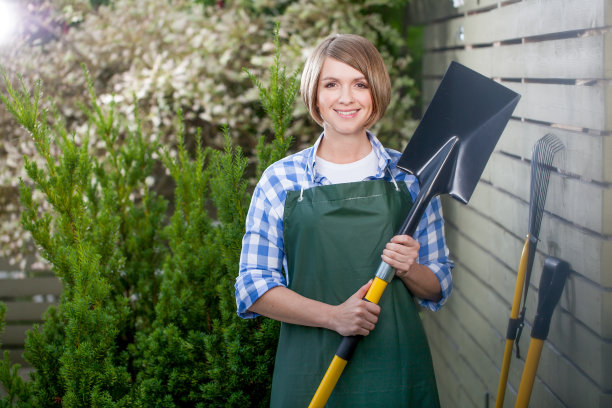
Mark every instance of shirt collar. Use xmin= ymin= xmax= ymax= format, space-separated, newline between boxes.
xmin=306 ymin=131 xmax=393 ymax=183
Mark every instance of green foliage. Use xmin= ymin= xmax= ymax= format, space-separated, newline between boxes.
xmin=197 ymin=26 xmax=297 ymax=404
xmin=133 ymin=25 xmax=295 ymax=406
xmin=0 ymin=67 xmax=167 ymax=406
xmin=244 ymin=22 xmax=299 ymax=174
xmin=1 ymin=22 xmax=298 ymax=406
xmin=131 ymin=116 xmax=215 ymax=406
xmin=198 ymin=129 xmax=280 ymax=408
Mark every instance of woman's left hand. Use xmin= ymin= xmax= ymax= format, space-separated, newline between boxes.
xmin=381 ymin=234 xmax=420 ymax=278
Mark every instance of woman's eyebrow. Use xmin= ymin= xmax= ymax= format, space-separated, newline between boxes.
xmin=320 ymin=75 xmax=367 ymax=82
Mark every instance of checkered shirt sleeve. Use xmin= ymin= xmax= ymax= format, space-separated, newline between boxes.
xmin=235 ymin=153 xmax=309 ymax=319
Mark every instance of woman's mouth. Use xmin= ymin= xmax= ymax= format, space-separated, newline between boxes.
xmin=335 ymin=109 xmax=359 ymax=118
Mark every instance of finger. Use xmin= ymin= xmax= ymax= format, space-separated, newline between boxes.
xmin=382 ymin=247 xmax=412 ymax=264
xmin=381 ymin=253 xmax=403 ymax=269
xmin=354 ymin=279 xmax=373 ymax=299
xmin=387 ymin=240 xmax=419 ymax=254
xmin=391 ymin=234 xmax=417 ymax=245
xmin=385 ymin=242 xmax=408 ymax=255
xmin=357 ymin=315 xmax=377 ymax=335
xmin=362 ymin=322 xmax=375 ymax=334
xmin=363 ymin=302 xmax=381 ymax=318
xmin=382 ymin=252 xmax=416 ymax=272
xmin=389 ymin=238 xmax=420 ymax=253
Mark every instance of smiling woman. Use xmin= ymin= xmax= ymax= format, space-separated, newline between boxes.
xmin=0 ymin=1 xmax=19 ymax=45
xmin=236 ymin=33 xmax=452 ymax=408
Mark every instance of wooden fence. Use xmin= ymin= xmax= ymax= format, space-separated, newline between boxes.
xmin=0 ymin=257 xmax=61 ymax=369
xmin=407 ymin=0 xmax=611 ymax=407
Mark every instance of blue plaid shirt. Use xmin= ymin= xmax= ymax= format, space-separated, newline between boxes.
xmin=236 ymin=132 xmax=453 ymax=318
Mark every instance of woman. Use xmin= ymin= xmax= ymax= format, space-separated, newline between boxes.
xmin=235 ymin=34 xmax=453 ymax=407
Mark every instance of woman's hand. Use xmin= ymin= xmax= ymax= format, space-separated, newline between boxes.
xmin=381 ymin=234 xmax=420 ymax=277
xmin=330 ymin=280 xmax=381 ymax=337
xmin=382 ymin=234 xmax=442 ymax=302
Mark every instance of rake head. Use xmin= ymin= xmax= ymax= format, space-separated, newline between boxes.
xmin=528 ymin=133 xmax=565 ymax=240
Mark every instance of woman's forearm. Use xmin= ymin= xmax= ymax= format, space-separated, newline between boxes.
xmin=248 ymin=286 xmax=336 ymax=329
xmin=397 ymin=263 xmax=442 ymax=302
xmin=247 ymin=281 xmax=381 ymax=337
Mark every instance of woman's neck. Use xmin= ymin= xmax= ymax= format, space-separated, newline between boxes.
xmin=316 ymin=131 xmax=372 ymax=164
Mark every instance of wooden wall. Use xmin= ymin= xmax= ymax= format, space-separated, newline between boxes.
xmin=408 ymin=0 xmax=611 ymax=407
xmin=0 ymin=257 xmax=60 ymax=371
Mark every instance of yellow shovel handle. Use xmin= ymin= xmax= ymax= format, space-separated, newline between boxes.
xmin=308 ymin=355 xmax=348 ymax=408
xmin=308 ymin=277 xmax=389 ymax=408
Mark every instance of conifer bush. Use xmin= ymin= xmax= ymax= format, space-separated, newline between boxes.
xmin=0 ymin=25 xmax=297 ymax=406
xmin=0 ymin=68 xmax=166 ymax=406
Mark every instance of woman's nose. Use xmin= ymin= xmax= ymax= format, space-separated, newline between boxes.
xmin=338 ymin=86 xmax=353 ymax=103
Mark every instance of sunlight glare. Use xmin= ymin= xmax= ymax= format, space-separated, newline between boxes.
xmin=0 ymin=1 xmax=19 ymax=45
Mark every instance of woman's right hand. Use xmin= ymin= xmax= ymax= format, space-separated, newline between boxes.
xmin=331 ymin=280 xmax=381 ymax=337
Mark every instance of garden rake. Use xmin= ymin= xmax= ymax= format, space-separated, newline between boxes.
xmin=495 ymin=133 xmax=564 ymax=407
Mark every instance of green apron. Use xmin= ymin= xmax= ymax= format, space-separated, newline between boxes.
xmin=270 ymin=179 xmax=440 ymax=407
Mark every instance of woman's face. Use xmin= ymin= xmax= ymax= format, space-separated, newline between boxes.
xmin=317 ymin=57 xmax=373 ymax=140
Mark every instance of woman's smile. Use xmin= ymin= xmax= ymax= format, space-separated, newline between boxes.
xmin=335 ymin=109 xmax=359 ymax=118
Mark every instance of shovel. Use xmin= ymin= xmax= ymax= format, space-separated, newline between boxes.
xmin=308 ymin=61 xmax=521 ymax=408
xmin=514 ymin=257 xmax=569 ymax=407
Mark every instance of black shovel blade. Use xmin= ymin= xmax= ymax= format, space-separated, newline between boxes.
xmin=397 ymin=61 xmax=521 ymax=204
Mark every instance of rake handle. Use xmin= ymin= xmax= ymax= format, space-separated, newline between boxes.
xmin=495 ymin=236 xmax=533 ymax=408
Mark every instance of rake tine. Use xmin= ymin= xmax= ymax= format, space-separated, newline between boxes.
xmin=528 ymin=133 xmax=564 ymax=240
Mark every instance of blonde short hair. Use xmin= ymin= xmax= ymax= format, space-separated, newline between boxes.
xmin=301 ymin=34 xmax=391 ymax=129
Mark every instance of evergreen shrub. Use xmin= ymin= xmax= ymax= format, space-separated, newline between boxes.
xmin=0 ymin=25 xmax=297 ymax=406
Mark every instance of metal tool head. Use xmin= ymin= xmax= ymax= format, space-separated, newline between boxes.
xmin=397 ymin=61 xmax=521 ymax=204
xmin=528 ymin=133 xmax=565 ymax=239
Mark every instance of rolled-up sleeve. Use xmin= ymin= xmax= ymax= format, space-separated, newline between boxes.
xmin=235 ymin=183 xmax=287 ymax=319
xmin=413 ymin=195 xmax=454 ymax=311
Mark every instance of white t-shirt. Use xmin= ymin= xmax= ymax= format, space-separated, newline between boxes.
xmin=315 ymin=149 xmax=378 ymax=184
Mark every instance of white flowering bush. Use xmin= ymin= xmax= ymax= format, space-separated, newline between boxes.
xmin=0 ymin=0 xmax=417 ymax=268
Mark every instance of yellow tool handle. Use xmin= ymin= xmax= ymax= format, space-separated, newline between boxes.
xmin=308 ymin=355 xmax=348 ymax=408
xmin=308 ymin=277 xmax=389 ymax=408
xmin=515 ymin=339 xmax=544 ymax=408
xmin=495 ymin=236 xmax=530 ymax=408
xmin=364 ymin=277 xmax=388 ymax=304
xmin=511 ymin=236 xmax=531 ymax=319
xmin=496 ymin=339 xmax=515 ymax=408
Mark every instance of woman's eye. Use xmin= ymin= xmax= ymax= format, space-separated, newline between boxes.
xmin=324 ymin=82 xmax=336 ymax=88
xmin=356 ymin=82 xmax=369 ymax=89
